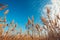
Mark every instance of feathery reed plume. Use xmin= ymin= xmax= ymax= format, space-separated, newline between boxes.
xmin=56 ymin=14 xmax=60 ymax=20
xmin=11 ymin=24 xmax=16 ymax=31
xmin=35 ymin=24 xmax=40 ymax=31
xmin=26 ymin=26 xmax=30 ymax=35
xmin=41 ymin=17 xmax=48 ymax=26
xmin=41 ymin=17 xmax=47 ymax=23
xmin=32 ymin=16 xmax=34 ymax=23
xmin=46 ymin=7 xmax=50 ymax=14
xmin=54 ymin=18 xmax=58 ymax=26
xmin=26 ymin=17 xmax=32 ymax=35
xmin=43 ymin=26 xmax=47 ymax=30
xmin=11 ymin=20 xmax=14 ymax=25
xmin=0 ymin=4 xmax=7 ymax=10
xmin=3 ymin=24 xmax=8 ymax=28
xmin=31 ymin=16 xmax=34 ymax=27
xmin=4 ymin=16 xmax=6 ymax=22
xmin=28 ymin=17 xmax=32 ymax=25
xmin=39 ymin=27 xmax=43 ymax=32
xmin=4 ymin=9 xmax=9 ymax=15
xmin=20 ymin=28 xmax=22 ymax=35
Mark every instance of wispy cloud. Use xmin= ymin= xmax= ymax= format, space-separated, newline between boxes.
xmin=43 ymin=0 xmax=60 ymax=20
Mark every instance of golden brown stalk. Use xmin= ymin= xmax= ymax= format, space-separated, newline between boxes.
xmin=11 ymin=20 xmax=14 ymax=24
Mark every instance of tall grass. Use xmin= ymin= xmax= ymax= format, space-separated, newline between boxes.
xmin=0 ymin=5 xmax=60 ymax=40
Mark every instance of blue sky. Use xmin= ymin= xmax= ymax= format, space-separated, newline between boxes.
xmin=0 ymin=0 xmax=50 ymax=32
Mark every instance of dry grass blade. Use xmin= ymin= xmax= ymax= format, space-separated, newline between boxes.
xmin=39 ymin=27 xmax=43 ymax=32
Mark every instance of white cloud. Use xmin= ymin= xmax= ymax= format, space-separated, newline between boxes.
xmin=43 ymin=0 xmax=60 ymax=20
